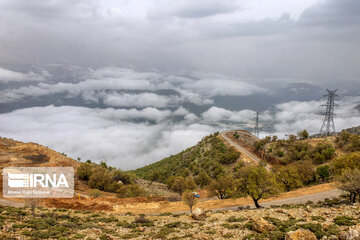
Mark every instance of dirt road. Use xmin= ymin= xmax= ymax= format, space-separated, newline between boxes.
xmin=111 ymin=183 xmax=340 ymax=214
xmin=0 ymin=183 xmax=342 ymax=214
xmin=0 ymin=199 xmax=25 ymax=208
xmin=220 ymin=130 xmax=272 ymax=171
xmin=215 ymin=189 xmax=342 ymax=211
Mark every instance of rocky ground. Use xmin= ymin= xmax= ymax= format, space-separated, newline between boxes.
xmin=1 ymin=195 xmax=360 ymax=240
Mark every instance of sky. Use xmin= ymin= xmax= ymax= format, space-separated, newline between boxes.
xmin=0 ymin=0 xmax=359 ymax=169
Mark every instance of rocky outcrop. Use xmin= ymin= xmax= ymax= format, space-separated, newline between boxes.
xmin=251 ymin=217 xmax=275 ymax=233
xmin=191 ymin=207 xmax=206 ymax=220
xmin=285 ymin=229 xmax=317 ymax=240
xmin=338 ymin=224 xmax=360 ymax=240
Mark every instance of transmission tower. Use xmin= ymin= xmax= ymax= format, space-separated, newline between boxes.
xmin=254 ymin=111 xmax=260 ymax=138
xmin=319 ymin=89 xmax=338 ymax=136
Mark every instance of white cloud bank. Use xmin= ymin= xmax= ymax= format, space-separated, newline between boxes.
xmin=0 ymin=67 xmax=48 ymax=83
xmin=0 ymin=95 xmax=359 ymax=169
xmin=0 ymin=105 xmax=215 ymax=169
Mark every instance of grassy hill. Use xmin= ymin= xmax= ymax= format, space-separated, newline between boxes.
xmin=132 ymin=132 xmax=242 ymax=185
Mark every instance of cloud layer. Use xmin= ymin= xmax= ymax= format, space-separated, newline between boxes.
xmin=0 ymin=95 xmax=359 ymax=170
xmin=0 ymin=105 xmax=215 ymax=169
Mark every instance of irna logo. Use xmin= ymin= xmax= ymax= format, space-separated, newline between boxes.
xmin=3 ymin=167 xmax=74 ymax=198
xmin=7 ymin=173 xmax=69 ymax=188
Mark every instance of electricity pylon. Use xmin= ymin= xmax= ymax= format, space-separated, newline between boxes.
xmin=319 ymin=89 xmax=338 ymax=136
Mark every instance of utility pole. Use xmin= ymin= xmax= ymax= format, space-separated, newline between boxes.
xmin=319 ymin=89 xmax=338 ymax=136
xmin=254 ymin=111 xmax=260 ymax=138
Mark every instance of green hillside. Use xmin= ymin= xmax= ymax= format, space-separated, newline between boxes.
xmin=343 ymin=125 xmax=360 ymax=135
xmin=132 ymin=132 xmax=241 ymax=185
xmin=133 ymin=127 xmax=360 ymax=196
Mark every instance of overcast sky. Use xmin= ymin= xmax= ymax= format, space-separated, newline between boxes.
xmin=0 ymin=0 xmax=359 ymax=169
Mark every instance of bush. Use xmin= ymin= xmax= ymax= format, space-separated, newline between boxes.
xmin=311 ymin=143 xmax=335 ymax=164
xmin=291 ymin=161 xmax=315 ymax=185
xmin=276 ymin=165 xmax=303 ymax=191
xmin=88 ymin=189 xmax=102 ymax=198
xmin=170 ymin=176 xmax=186 ymax=195
xmin=88 ymin=167 xmax=114 ymax=191
xmin=331 ymin=152 xmax=360 ymax=175
xmin=226 ymin=216 xmax=246 ymax=222
xmin=194 ymin=170 xmax=211 ymax=188
xmin=316 ymin=165 xmax=330 ymax=181
xmin=336 ymin=131 xmax=360 ymax=152
xmin=298 ymin=130 xmax=309 ymax=139
xmin=334 ymin=216 xmax=356 ymax=226
xmin=185 ymin=176 xmax=196 ymax=190
xmin=112 ymin=170 xmax=133 ymax=184
xmin=217 ymin=149 xmax=240 ymax=165
xmin=117 ymin=184 xmax=146 ymax=198
xmin=77 ymin=163 xmax=93 ymax=181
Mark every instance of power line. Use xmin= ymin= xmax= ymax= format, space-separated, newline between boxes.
xmin=319 ymin=89 xmax=338 ymax=136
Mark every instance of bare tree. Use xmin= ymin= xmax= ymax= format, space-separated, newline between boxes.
xmin=182 ymin=190 xmax=197 ymax=213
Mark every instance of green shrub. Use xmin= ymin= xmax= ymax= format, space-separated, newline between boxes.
xmin=89 ymin=189 xmax=103 ymax=198
xmin=77 ymin=163 xmax=93 ymax=180
xmin=296 ymin=223 xmax=327 ymax=239
xmin=311 ymin=216 xmax=325 ymax=221
xmin=316 ymin=165 xmax=330 ymax=181
xmin=221 ymin=223 xmax=241 ymax=229
xmin=116 ymin=184 xmax=146 ymax=198
xmin=155 ymin=227 xmax=174 ymax=239
xmin=311 ymin=143 xmax=335 ymax=164
xmin=226 ymin=216 xmax=247 ymax=222
xmin=334 ymin=216 xmax=356 ymax=226
xmin=165 ymin=221 xmax=182 ymax=228
xmin=121 ymin=233 xmax=140 ymax=239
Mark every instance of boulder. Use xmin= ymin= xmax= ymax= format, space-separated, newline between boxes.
xmin=191 ymin=207 xmax=206 ymax=220
xmin=251 ymin=217 xmax=275 ymax=233
xmin=286 ymin=229 xmax=317 ymax=240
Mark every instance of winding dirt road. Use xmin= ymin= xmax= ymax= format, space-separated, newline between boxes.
xmin=220 ymin=130 xmax=272 ymax=171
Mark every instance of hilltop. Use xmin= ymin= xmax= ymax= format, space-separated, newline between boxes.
xmin=132 ymin=132 xmax=244 ymax=186
xmin=0 ymin=137 xmax=80 ymax=168
xmin=0 ymin=137 xmax=83 ymax=195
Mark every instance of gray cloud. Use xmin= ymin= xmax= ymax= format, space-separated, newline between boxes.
xmin=147 ymin=0 xmax=239 ymax=19
xmin=0 ymin=0 xmax=359 ymax=170
xmin=0 ymin=68 xmax=262 ymax=108
xmin=0 ymin=0 xmax=358 ymax=85
xmin=299 ymin=0 xmax=360 ymax=27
